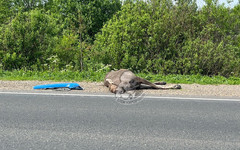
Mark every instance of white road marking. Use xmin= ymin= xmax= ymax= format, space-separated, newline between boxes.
xmin=0 ymin=91 xmax=114 ymax=97
xmin=0 ymin=91 xmax=240 ymax=102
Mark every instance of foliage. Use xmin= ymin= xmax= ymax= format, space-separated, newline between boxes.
xmin=53 ymin=30 xmax=93 ymax=71
xmin=94 ymin=0 xmax=240 ymax=76
xmin=50 ymin=0 xmax=122 ymax=42
xmin=0 ymin=0 xmax=121 ymax=71
xmin=0 ymin=64 xmax=111 ymax=82
xmin=1 ymin=69 xmax=240 ymax=85
xmin=0 ymin=0 xmax=12 ymax=24
xmin=0 ymin=9 xmax=60 ymax=70
xmin=0 ymin=0 xmax=239 ymax=81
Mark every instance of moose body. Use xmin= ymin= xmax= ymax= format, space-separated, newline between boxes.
xmin=104 ymin=69 xmax=181 ymax=94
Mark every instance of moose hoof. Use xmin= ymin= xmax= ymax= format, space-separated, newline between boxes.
xmin=174 ymin=84 xmax=181 ymax=89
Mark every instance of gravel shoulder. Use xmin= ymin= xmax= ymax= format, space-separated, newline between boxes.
xmin=0 ymin=80 xmax=240 ymax=99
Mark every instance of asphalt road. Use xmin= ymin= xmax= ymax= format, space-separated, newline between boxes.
xmin=1 ymin=92 xmax=240 ymax=150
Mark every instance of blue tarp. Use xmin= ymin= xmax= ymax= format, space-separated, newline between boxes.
xmin=33 ymin=83 xmax=83 ymax=90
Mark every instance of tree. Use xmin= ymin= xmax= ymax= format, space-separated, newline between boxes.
xmin=10 ymin=0 xmax=45 ymax=12
xmin=0 ymin=9 xmax=60 ymax=70
xmin=0 ymin=0 xmax=12 ymax=24
xmin=94 ymin=0 xmax=240 ymax=76
xmin=51 ymin=0 xmax=122 ymax=71
xmin=53 ymin=0 xmax=122 ymax=42
xmin=0 ymin=0 xmax=122 ymax=71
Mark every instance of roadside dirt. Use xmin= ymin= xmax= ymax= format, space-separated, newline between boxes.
xmin=0 ymin=80 xmax=240 ymax=98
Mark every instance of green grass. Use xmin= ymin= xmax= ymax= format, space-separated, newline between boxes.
xmin=137 ymin=73 xmax=240 ymax=85
xmin=0 ymin=70 xmax=106 ymax=82
xmin=1 ymin=69 xmax=240 ymax=85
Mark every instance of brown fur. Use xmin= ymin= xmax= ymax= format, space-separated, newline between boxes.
xmin=104 ymin=69 xmax=181 ymax=94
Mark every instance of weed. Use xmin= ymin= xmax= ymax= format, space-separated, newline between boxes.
xmin=1 ymin=69 xmax=240 ymax=85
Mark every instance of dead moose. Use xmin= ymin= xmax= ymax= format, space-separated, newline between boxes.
xmin=104 ymin=69 xmax=181 ymax=94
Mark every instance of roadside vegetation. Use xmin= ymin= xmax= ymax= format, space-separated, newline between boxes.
xmin=1 ymin=69 xmax=240 ymax=85
xmin=0 ymin=0 xmax=239 ymax=84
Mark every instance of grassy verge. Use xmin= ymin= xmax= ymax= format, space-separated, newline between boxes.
xmin=0 ymin=70 xmax=106 ymax=82
xmin=137 ymin=73 xmax=240 ymax=85
xmin=0 ymin=70 xmax=240 ymax=85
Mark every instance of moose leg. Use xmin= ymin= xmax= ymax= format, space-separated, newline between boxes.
xmin=156 ymin=84 xmax=181 ymax=89
xmin=136 ymin=77 xmax=181 ymax=90
xmin=154 ymin=81 xmax=167 ymax=85
xmin=139 ymin=84 xmax=181 ymax=89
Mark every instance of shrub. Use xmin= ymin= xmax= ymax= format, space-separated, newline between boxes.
xmin=94 ymin=0 xmax=240 ymax=76
xmin=0 ymin=9 xmax=60 ymax=70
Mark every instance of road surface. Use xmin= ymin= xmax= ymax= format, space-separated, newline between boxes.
xmin=0 ymin=92 xmax=240 ymax=150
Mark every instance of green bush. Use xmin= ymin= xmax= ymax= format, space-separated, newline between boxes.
xmin=0 ymin=9 xmax=60 ymax=70
xmin=0 ymin=0 xmax=122 ymax=72
xmin=94 ymin=0 xmax=240 ymax=76
xmin=0 ymin=0 xmax=239 ymax=78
